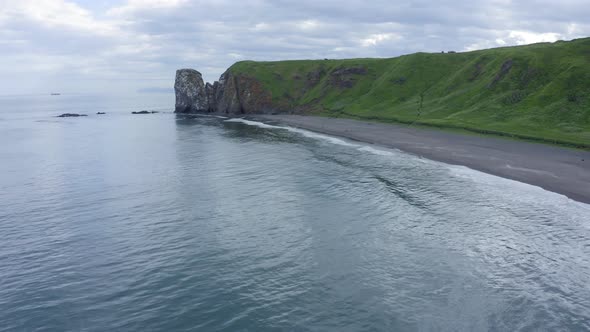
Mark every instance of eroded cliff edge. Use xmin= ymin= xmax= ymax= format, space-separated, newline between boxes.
xmin=175 ymin=68 xmax=281 ymax=115
xmin=174 ymin=37 xmax=590 ymax=148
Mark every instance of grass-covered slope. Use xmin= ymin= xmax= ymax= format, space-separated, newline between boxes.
xmin=229 ymin=38 xmax=590 ymax=147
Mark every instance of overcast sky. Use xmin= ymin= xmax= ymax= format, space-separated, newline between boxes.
xmin=0 ymin=0 xmax=588 ymax=95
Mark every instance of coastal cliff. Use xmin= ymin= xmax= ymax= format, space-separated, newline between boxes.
xmin=175 ymin=37 xmax=590 ymax=147
xmin=174 ymin=69 xmax=207 ymax=113
xmin=175 ymin=69 xmax=279 ymax=114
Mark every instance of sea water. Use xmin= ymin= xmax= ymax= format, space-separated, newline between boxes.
xmin=1 ymin=94 xmax=589 ymax=331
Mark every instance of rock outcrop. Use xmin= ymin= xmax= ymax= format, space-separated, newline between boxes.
xmin=174 ymin=69 xmax=280 ymax=115
xmin=174 ymin=62 xmax=374 ymax=115
xmin=175 ymin=69 xmax=208 ymax=113
xmin=57 ymin=113 xmax=87 ymax=117
xmin=205 ymin=82 xmax=217 ymax=112
xmin=132 ymin=111 xmax=159 ymax=114
xmin=488 ymin=59 xmax=513 ymax=88
xmin=329 ymin=66 xmax=368 ymax=89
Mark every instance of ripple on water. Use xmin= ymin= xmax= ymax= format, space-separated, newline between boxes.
xmin=0 ymin=114 xmax=589 ymax=331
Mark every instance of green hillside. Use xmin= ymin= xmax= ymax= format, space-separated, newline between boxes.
xmin=229 ymin=38 xmax=590 ymax=148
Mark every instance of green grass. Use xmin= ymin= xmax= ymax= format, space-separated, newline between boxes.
xmin=229 ymin=38 xmax=590 ymax=148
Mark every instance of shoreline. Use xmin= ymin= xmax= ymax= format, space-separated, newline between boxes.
xmin=251 ymin=114 xmax=590 ymax=204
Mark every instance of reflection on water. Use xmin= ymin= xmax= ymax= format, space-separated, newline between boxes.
xmin=0 ymin=103 xmax=588 ymax=331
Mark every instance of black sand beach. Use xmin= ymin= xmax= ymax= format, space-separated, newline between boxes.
xmin=256 ymin=115 xmax=590 ymax=204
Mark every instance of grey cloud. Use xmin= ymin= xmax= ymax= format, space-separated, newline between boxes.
xmin=0 ymin=0 xmax=588 ymax=94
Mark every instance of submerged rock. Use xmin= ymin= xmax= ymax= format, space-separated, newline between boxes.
xmin=175 ymin=69 xmax=207 ymax=113
xmin=97 ymin=112 xmax=106 ymax=115
xmin=57 ymin=113 xmax=87 ymax=117
xmin=132 ymin=111 xmax=159 ymax=114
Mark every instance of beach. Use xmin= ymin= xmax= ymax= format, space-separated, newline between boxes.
xmin=256 ymin=115 xmax=590 ymax=204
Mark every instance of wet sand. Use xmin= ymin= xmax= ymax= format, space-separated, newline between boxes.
xmin=255 ymin=115 xmax=590 ymax=204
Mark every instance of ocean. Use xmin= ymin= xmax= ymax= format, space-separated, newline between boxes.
xmin=1 ymin=94 xmax=589 ymax=331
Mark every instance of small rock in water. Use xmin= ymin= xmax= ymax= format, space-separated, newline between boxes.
xmin=57 ymin=113 xmax=87 ymax=117
xmin=97 ymin=112 xmax=106 ymax=115
xmin=132 ymin=110 xmax=158 ymax=114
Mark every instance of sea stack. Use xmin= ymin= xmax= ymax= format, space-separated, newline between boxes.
xmin=174 ymin=69 xmax=208 ymax=113
xmin=174 ymin=67 xmax=280 ymax=115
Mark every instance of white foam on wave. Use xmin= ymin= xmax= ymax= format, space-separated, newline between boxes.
xmin=357 ymin=145 xmax=399 ymax=157
xmin=287 ymin=127 xmax=360 ymax=147
xmin=182 ymin=113 xmax=229 ymax=120
xmin=447 ymin=164 xmax=590 ymax=209
xmin=225 ymin=118 xmax=430 ymax=161
xmin=224 ymin=118 xmax=359 ymax=147
xmin=224 ymin=118 xmax=283 ymax=129
xmin=223 ymin=117 xmax=590 ymax=209
xmin=192 ymin=114 xmax=229 ymax=119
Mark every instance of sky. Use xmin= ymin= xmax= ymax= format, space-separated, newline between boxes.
xmin=0 ymin=0 xmax=588 ymax=95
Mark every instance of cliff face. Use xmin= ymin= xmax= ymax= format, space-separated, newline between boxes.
xmin=174 ymin=37 xmax=590 ymax=147
xmin=174 ymin=69 xmax=282 ymax=115
xmin=174 ymin=69 xmax=208 ymax=113
xmin=174 ymin=60 xmax=374 ymax=116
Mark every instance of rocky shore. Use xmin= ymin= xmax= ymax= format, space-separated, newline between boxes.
xmin=175 ymin=68 xmax=279 ymax=115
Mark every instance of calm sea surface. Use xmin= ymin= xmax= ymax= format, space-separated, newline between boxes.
xmin=1 ymin=94 xmax=589 ymax=331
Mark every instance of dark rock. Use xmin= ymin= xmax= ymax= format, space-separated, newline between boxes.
xmin=306 ymin=68 xmax=326 ymax=88
xmin=216 ymin=71 xmax=242 ymax=114
xmin=469 ymin=61 xmax=486 ymax=81
xmin=173 ymin=68 xmax=289 ymax=115
xmin=175 ymin=69 xmax=207 ymax=113
xmin=235 ymin=75 xmax=276 ymax=114
xmin=329 ymin=66 xmax=367 ymax=88
xmin=391 ymin=77 xmax=407 ymax=85
xmin=567 ymin=93 xmax=580 ymax=102
xmin=214 ymin=75 xmax=225 ymax=111
xmin=488 ymin=59 xmax=513 ymax=88
xmin=519 ymin=67 xmax=537 ymax=87
xmin=503 ymin=90 xmax=526 ymax=105
xmin=96 ymin=112 xmax=106 ymax=115
xmin=132 ymin=111 xmax=151 ymax=114
xmin=57 ymin=113 xmax=87 ymax=117
xmin=205 ymin=82 xmax=217 ymax=112
xmin=332 ymin=67 xmax=368 ymax=76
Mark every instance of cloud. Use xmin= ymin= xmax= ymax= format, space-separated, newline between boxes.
xmin=361 ymin=33 xmax=401 ymax=47
xmin=107 ymin=0 xmax=188 ymax=16
xmin=1 ymin=0 xmax=121 ymax=36
xmin=507 ymin=31 xmax=562 ymax=45
xmin=0 ymin=0 xmax=589 ymax=94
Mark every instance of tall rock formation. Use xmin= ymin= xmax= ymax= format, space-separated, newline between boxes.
xmin=174 ymin=68 xmax=282 ymax=115
xmin=174 ymin=69 xmax=207 ymax=113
